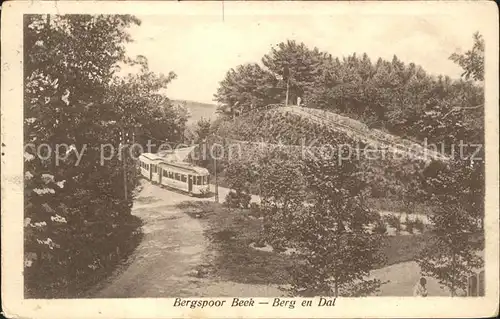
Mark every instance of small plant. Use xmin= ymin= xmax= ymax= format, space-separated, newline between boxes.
xmin=372 ymin=219 xmax=387 ymax=235
xmin=249 ymin=202 xmax=261 ymax=217
xmin=224 ymin=190 xmax=252 ymax=209
xmin=405 ymin=215 xmax=414 ymax=234
xmin=413 ymin=217 xmax=425 ymax=233
xmin=254 ymin=238 xmax=266 ymax=248
xmin=384 ymin=214 xmax=402 ymax=233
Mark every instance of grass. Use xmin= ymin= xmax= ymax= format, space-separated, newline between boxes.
xmin=367 ymin=197 xmax=437 ymax=215
xmin=176 ymin=201 xmax=293 ymax=285
xmin=380 ymin=233 xmax=434 ymax=267
xmin=177 ymin=201 xmax=437 ymax=287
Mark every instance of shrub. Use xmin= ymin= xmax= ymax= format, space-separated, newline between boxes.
xmin=224 ymin=190 xmax=251 ymax=209
xmin=413 ymin=217 xmax=425 ymax=233
xmin=249 ymin=202 xmax=261 ymax=216
xmin=405 ymin=216 xmax=414 ymax=234
xmin=372 ymin=219 xmax=388 ymax=235
xmin=384 ymin=214 xmax=402 ymax=232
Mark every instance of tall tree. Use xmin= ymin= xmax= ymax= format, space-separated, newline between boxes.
xmin=214 ymin=63 xmax=281 ymax=117
xmin=261 ymin=149 xmax=385 ymax=296
xmin=262 ymin=40 xmax=329 ymax=104
xmin=449 ymin=32 xmax=485 ymax=82
xmin=23 ymin=14 xmax=185 ymax=297
xmin=417 ymin=158 xmax=484 ymax=296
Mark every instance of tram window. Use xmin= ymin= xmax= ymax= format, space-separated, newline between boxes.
xmin=207 ymin=176 xmax=210 ymax=184
xmin=175 ymin=173 xmax=180 ymax=181
xmin=169 ymin=172 xmax=173 ymax=179
xmin=181 ymin=175 xmax=187 ymax=182
xmin=197 ymin=176 xmax=202 ymax=185
xmin=163 ymin=170 xmax=167 ymax=177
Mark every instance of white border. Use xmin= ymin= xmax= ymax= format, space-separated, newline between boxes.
xmin=1 ymin=1 xmax=499 ymax=318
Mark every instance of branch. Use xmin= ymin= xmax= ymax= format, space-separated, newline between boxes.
xmin=442 ymin=104 xmax=484 ymax=119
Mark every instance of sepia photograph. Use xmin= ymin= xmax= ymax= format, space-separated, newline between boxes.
xmin=1 ymin=1 xmax=498 ymax=318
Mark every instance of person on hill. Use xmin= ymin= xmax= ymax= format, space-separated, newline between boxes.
xmin=413 ymin=277 xmax=428 ymax=297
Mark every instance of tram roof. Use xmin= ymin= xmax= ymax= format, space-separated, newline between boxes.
xmin=140 ymin=147 xmax=208 ymax=175
xmin=159 ymin=161 xmax=209 ymax=175
xmin=139 ymin=153 xmax=164 ymax=161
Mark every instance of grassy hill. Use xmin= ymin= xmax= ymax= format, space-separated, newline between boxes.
xmin=213 ymin=105 xmax=446 ymax=162
xmin=199 ymin=106 xmax=443 ymax=212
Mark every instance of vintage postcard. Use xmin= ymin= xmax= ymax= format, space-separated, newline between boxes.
xmin=1 ymin=0 xmax=499 ymax=318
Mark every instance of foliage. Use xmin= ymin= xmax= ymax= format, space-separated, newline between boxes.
xmin=413 ymin=217 xmax=425 ymax=233
xmin=372 ymin=218 xmax=388 ymax=235
xmin=404 ymin=216 xmax=415 ymax=234
xmin=449 ymin=32 xmax=484 ymax=82
xmin=23 ymin=14 xmax=184 ymax=297
xmin=258 ymin=151 xmax=307 ymax=250
xmin=214 ymin=63 xmax=282 ymax=116
xmin=384 ymin=214 xmax=402 ymax=233
xmin=107 ymin=61 xmax=186 ymax=150
xmin=222 ymin=159 xmax=256 ymax=209
xmin=214 ymin=36 xmax=484 ymax=152
xmin=194 ymin=117 xmax=212 ymax=143
xmin=261 ymin=40 xmax=331 ymax=104
xmin=416 ymin=158 xmax=484 ymax=296
xmin=260 ymin=149 xmax=385 ymax=296
xmin=225 ymin=191 xmax=251 ymax=209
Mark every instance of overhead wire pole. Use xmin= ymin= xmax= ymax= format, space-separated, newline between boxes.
xmin=284 ymin=65 xmax=290 ymax=106
xmin=212 ymin=133 xmax=219 ymax=203
xmin=121 ymin=129 xmax=128 ymax=201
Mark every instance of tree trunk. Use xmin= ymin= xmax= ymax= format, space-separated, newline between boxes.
xmin=285 ymin=77 xmax=290 ymax=106
xmin=450 ymin=253 xmax=456 ymax=297
xmin=334 ymin=278 xmax=339 ymax=297
xmin=122 ymin=130 xmax=128 ymax=201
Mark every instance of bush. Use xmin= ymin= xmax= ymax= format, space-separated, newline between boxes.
xmin=405 ymin=216 xmax=415 ymax=234
xmin=224 ymin=190 xmax=251 ymax=209
xmin=249 ymin=202 xmax=261 ymax=216
xmin=384 ymin=214 xmax=402 ymax=232
xmin=372 ymin=219 xmax=388 ymax=235
xmin=413 ymin=217 xmax=425 ymax=233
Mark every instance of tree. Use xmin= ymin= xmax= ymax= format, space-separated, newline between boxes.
xmin=259 ymin=151 xmax=307 ymax=250
xmin=449 ymin=32 xmax=484 ymax=82
xmin=106 ymin=59 xmax=185 ymax=151
xmin=416 ymin=158 xmax=484 ymax=296
xmin=223 ymin=158 xmax=256 ymax=209
xmin=262 ymin=40 xmax=330 ymax=104
xmin=194 ymin=117 xmax=212 ymax=143
xmin=214 ymin=63 xmax=281 ymax=117
xmin=24 ymin=14 xmax=144 ymax=297
xmin=23 ymin=14 xmax=185 ymax=297
xmin=261 ymin=149 xmax=385 ymax=296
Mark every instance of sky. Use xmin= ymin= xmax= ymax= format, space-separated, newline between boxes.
xmin=122 ymin=11 xmax=485 ymax=104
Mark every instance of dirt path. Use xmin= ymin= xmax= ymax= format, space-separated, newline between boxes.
xmin=94 ymin=182 xmax=281 ymax=298
xmin=94 ymin=181 xmax=445 ymax=297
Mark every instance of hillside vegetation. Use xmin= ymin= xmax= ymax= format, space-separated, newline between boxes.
xmin=192 ymin=35 xmax=484 ymax=296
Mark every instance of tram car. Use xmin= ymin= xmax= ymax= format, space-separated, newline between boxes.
xmin=138 ymin=152 xmax=210 ymax=196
